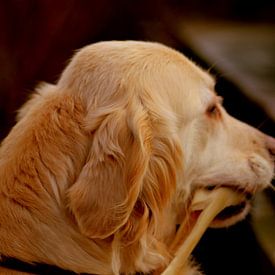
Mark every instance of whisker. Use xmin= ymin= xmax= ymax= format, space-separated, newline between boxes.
xmin=267 ymin=182 xmax=275 ymax=192
xmin=206 ymin=64 xmax=237 ymax=81
xmin=256 ymin=117 xmax=270 ymax=130
xmin=207 ymin=63 xmax=218 ymax=75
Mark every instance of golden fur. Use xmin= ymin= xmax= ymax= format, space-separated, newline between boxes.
xmin=0 ymin=41 xmax=274 ymax=274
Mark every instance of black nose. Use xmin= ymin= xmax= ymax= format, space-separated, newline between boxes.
xmin=265 ymin=136 xmax=275 ymax=157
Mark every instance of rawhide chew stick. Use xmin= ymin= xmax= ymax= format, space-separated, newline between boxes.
xmin=162 ymin=188 xmax=245 ymax=275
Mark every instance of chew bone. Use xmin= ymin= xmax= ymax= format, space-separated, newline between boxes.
xmin=162 ymin=188 xmax=245 ymax=275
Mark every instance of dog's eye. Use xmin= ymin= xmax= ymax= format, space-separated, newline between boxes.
xmin=207 ymin=104 xmax=220 ymax=117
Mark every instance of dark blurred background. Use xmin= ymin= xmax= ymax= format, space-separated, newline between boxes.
xmin=0 ymin=1 xmax=274 ymax=274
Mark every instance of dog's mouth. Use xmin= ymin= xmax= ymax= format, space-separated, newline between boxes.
xmin=214 ymin=200 xmax=247 ymax=219
xmin=211 ymin=200 xmax=251 ymax=228
xmin=192 ymin=186 xmax=253 ymax=228
xmin=169 ymin=187 xmax=253 ymax=274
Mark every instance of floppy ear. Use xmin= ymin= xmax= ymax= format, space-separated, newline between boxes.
xmin=67 ymin=102 xmax=152 ymax=239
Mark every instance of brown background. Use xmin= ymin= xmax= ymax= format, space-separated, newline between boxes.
xmin=0 ymin=1 xmax=274 ymax=274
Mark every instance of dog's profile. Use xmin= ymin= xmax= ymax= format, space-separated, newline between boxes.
xmin=0 ymin=41 xmax=274 ymax=274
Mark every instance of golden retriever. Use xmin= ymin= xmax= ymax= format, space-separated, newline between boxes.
xmin=0 ymin=41 xmax=274 ymax=275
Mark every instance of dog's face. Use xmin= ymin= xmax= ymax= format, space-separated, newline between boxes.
xmin=54 ymin=41 xmax=274 ymax=240
xmin=173 ymin=69 xmax=274 ymax=227
xmin=153 ymin=55 xmax=274 ymax=227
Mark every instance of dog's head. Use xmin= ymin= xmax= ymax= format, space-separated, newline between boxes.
xmin=11 ymin=41 xmax=275 ymax=274
xmin=44 ymin=41 xmax=273 ymax=242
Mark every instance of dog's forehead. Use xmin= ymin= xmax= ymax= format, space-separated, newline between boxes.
xmin=155 ymin=53 xmax=216 ymax=118
xmin=58 ymin=41 xmax=217 ymax=114
xmin=198 ymin=74 xmax=216 ymax=105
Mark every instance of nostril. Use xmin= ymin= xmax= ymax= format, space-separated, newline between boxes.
xmin=265 ymin=136 xmax=275 ymax=156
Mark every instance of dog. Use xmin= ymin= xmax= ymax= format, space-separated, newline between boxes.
xmin=0 ymin=41 xmax=274 ymax=274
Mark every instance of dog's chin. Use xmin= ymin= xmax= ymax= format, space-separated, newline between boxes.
xmin=209 ymin=200 xmax=251 ymax=228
